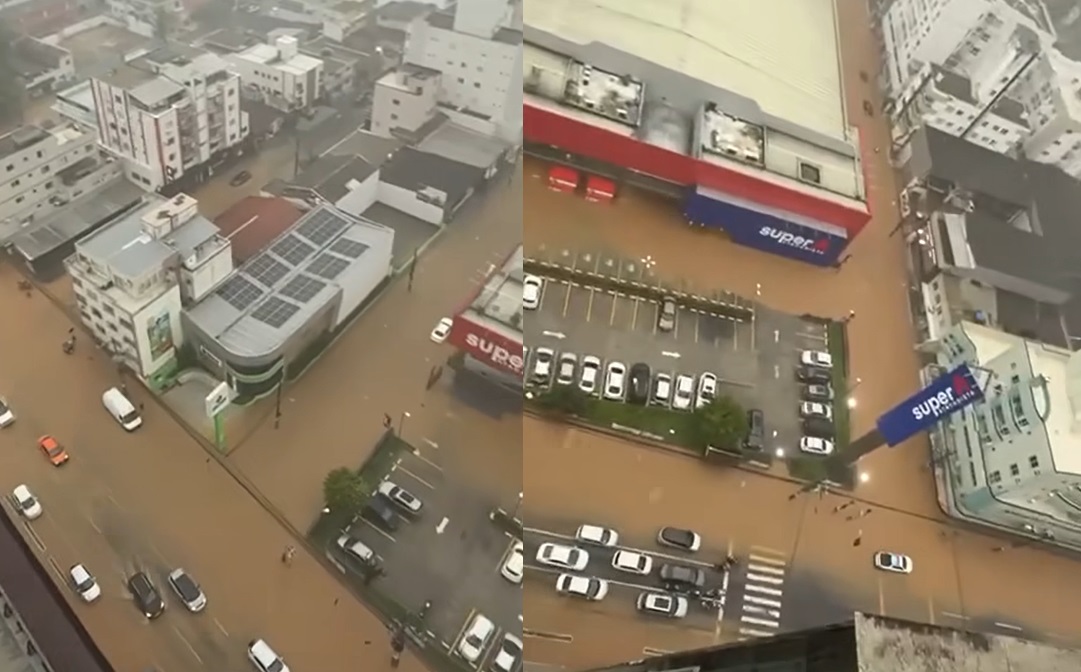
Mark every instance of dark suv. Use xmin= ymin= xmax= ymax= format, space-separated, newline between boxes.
xmin=802 ymin=417 xmax=835 ymax=438
xmin=127 ymin=572 xmax=165 ymax=619
xmin=362 ymin=493 xmax=400 ymax=532
xmin=628 ymin=363 xmax=651 ymax=404
xmin=796 ymin=366 xmax=831 ymax=384
xmin=744 ymin=409 xmax=765 ymax=451
xmin=659 ymin=564 xmax=706 ymax=592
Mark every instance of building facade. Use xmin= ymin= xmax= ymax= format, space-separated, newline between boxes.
xmin=371 ymin=64 xmax=441 ymax=138
xmin=65 ymin=194 xmax=233 ymax=385
xmin=105 ymin=0 xmax=191 ymax=37
xmin=91 ymin=54 xmax=248 ymax=191
xmin=227 ymin=36 xmax=325 ymax=111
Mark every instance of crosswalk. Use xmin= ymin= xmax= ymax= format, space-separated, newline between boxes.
xmin=737 ymin=553 xmax=787 ymax=639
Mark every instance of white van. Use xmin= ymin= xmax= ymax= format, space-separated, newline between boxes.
xmin=102 ymin=388 xmax=142 ymax=431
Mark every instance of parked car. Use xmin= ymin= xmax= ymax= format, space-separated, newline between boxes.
xmin=657 ymin=297 xmax=677 ymax=332
xmin=523 ymin=274 xmax=543 ymax=310
xmin=651 ymin=372 xmax=673 ymax=406
xmin=672 ymin=375 xmax=695 ymax=411
xmin=457 ymin=613 xmax=496 ymax=662
xmin=657 ymin=527 xmax=701 ymax=552
xmin=628 ymin=363 xmax=651 ymax=404
xmin=556 ymin=353 xmax=577 ymax=386
xmin=575 ymin=524 xmax=618 ymax=547
xmin=361 ymin=494 xmax=400 ymax=532
xmin=167 ymin=568 xmax=207 ymax=612
xmin=430 ymin=317 xmax=453 ymax=343
xmin=10 ymin=484 xmax=41 ymax=520
xmin=501 ymin=541 xmax=524 ymax=584
xmin=555 ymin=574 xmax=608 ymax=600
xmin=873 ymin=552 xmax=913 ymax=574
xmin=532 ymin=347 xmax=555 ymax=385
xmin=801 ymin=417 xmax=835 ymax=438
xmin=248 ymin=639 xmax=290 ymax=672
xmin=490 ymin=632 xmax=523 ymax=672
xmin=796 ymin=365 xmax=832 ymax=384
xmin=579 ymin=356 xmax=602 ymax=395
xmin=802 ymin=384 xmax=834 ymax=402
xmin=800 ymin=350 xmax=833 ymax=368
xmin=611 ymin=550 xmax=653 ymax=575
xmin=127 ymin=571 xmax=165 ymax=619
xmin=69 ymin=564 xmax=100 ymax=602
xmin=799 ymin=436 xmax=834 ymax=456
xmin=0 ymin=397 xmax=15 ymax=427
xmin=659 ymin=564 xmax=706 ymax=592
xmin=744 ymin=409 xmax=765 ymax=451
xmin=636 ymin=592 xmax=688 ymax=618
xmin=603 ymin=361 xmax=627 ymax=401
xmin=336 ymin=533 xmax=375 ymax=565
xmin=799 ymin=401 xmax=833 ymax=420
xmin=377 ymin=480 xmax=423 ymax=516
xmin=535 ymin=543 xmax=589 ymax=571
xmin=695 ymin=372 xmax=717 ymax=409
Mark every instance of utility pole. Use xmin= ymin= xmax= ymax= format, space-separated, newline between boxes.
xmin=273 ymin=375 xmax=284 ymax=429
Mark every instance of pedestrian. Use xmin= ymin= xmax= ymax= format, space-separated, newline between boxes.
xmin=334 ymin=598 xmax=339 ymax=606
xmin=832 ymin=506 xmax=841 ymax=513
xmin=138 ymin=402 xmax=144 ymax=411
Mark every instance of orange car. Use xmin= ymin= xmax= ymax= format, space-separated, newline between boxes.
xmin=38 ymin=435 xmax=69 ymax=466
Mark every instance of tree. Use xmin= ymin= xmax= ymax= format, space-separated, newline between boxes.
xmin=689 ymin=396 xmax=748 ymax=451
xmin=534 ymin=385 xmax=590 ymax=416
xmin=323 ymin=467 xmax=368 ymax=514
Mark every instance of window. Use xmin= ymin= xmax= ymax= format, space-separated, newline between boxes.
xmin=390 ymin=113 xmax=398 ymax=121
xmin=1009 ymin=463 xmax=1020 ymax=477
xmin=392 ymin=98 xmax=400 ymax=106
xmin=35 ymin=150 xmax=42 ymax=159
xmin=168 ymin=153 xmax=175 ymax=161
xmin=45 ymin=181 xmax=52 ymax=189
xmin=474 ymin=82 xmax=481 ymax=88
xmin=4 ymin=164 xmax=10 ymax=171
xmin=11 ymin=179 xmax=18 ymax=187
xmin=166 ymin=137 xmax=176 ymax=146
xmin=969 ymin=463 xmax=978 ymax=488
xmin=1029 ymin=455 xmax=1039 ymax=469
xmin=41 ymin=165 xmax=50 ymax=174
xmin=14 ymin=196 xmax=23 ymax=204
xmin=102 ymin=304 xmax=115 ymax=315
xmin=798 ymin=161 xmax=821 ymax=184
xmin=989 ymin=470 xmax=1002 ymax=484
xmin=458 ymin=77 xmax=464 ymax=84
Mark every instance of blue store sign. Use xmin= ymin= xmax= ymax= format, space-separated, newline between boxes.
xmin=876 ymin=364 xmax=985 ymax=446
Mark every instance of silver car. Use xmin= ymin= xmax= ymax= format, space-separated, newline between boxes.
xmin=658 ymin=298 xmax=677 ymax=332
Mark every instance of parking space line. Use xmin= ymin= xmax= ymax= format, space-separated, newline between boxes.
xmin=396 ymin=466 xmax=435 ymax=490
xmin=608 ymin=292 xmax=619 ymax=326
xmin=360 ymin=519 xmax=396 ymax=543
xmin=631 ymin=297 xmax=639 ymax=329
xmin=584 ymin=288 xmax=595 ymax=321
xmin=213 ymin=617 xmax=229 ymax=637
xmin=87 ymin=515 xmax=102 ymax=534
xmin=410 ymin=449 xmax=443 ymax=473
xmin=561 ymin=282 xmax=572 ymax=317
xmin=523 ymin=629 xmax=573 ymax=643
xmin=693 ymin=313 xmax=701 ymax=343
xmin=496 ymin=539 xmax=516 ymax=572
xmin=643 ymin=647 xmax=671 ymax=656
xmin=450 ymin=608 xmax=477 ymax=651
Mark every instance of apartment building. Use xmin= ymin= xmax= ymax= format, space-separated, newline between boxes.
xmin=370 ymin=64 xmax=440 ymax=137
xmin=0 ymin=123 xmax=120 ymax=226
xmin=91 ymin=52 xmax=248 ymax=190
xmin=226 ymin=36 xmax=324 ymax=111
xmin=106 ymin=0 xmax=190 ymax=37
xmin=65 ymin=193 xmax=234 ymax=383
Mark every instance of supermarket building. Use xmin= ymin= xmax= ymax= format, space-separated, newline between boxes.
xmin=522 ymin=0 xmax=872 ymax=266
xmin=448 ymin=245 xmax=523 ymax=388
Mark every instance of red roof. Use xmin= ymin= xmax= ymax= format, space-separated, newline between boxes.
xmin=214 ymin=196 xmax=304 ymax=262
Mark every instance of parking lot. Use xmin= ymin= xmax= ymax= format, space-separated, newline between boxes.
xmin=329 ymin=444 xmax=521 ymax=662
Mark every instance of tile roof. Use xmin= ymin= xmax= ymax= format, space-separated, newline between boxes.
xmin=215 ymin=196 xmax=304 ymax=262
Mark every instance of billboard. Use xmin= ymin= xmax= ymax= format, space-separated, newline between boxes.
xmin=876 ymin=364 xmax=984 ymax=446
xmin=447 ymin=314 xmax=524 ymax=378
xmin=683 ymin=189 xmax=848 ymax=266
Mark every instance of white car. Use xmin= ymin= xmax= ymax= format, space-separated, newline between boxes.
xmin=501 ymin=540 xmax=524 ymax=584
xmin=579 ymin=356 xmax=602 ymax=394
xmin=377 ymin=480 xmax=423 ymax=515
xmin=336 ymin=533 xmax=375 ymax=564
xmin=800 ymin=401 xmax=833 ymax=420
xmin=603 ymin=361 xmax=627 ymax=401
xmin=11 ymin=484 xmax=41 ymax=520
xmin=695 ymin=372 xmax=718 ymax=409
xmin=575 ymin=524 xmax=619 ymax=547
xmin=69 ymin=564 xmax=101 ymax=602
xmin=0 ymin=397 xmax=14 ymax=427
xmin=535 ymin=542 xmax=589 ymax=571
xmin=799 ymin=436 xmax=834 ymax=455
xmin=672 ymin=374 xmax=695 ymax=410
xmin=800 ymin=350 xmax=833 ymax=368
xmin=611 ymin=550 xmax=653 ymax=575
xmin=457 ymin=613 xmax=496 ymax=662
xmin=167 ymin=568 xmax=207 ymax=612
xmin=523 ymin=274 xmax=543 ymax=310
xmin=555 ymin=352 xmax=577 ymax=386
xmin=873 ymin=551 xmax=913 ymax=574
xmin=532 ymin=347 xmax=555 ymax=384
xmin=491 ymin=632 xmax=523 ymax=672
xmin=555 ymin=574 xmax=608 ymax=600
xmin=248 ymin=638 xmax=290 ymax=672
xmin=651 ymin=373 xmax=672 ymax=406
xmin=430 ymin=317 xmax=453 ymax=343
xmin=637 ymin=592 xmax=688 ymax=618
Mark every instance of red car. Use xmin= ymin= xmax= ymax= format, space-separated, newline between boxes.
xmin=38 ymin=435 xmax=69 ymax=466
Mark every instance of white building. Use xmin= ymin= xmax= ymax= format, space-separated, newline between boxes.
xmin=0 ymin=123 xmax=121 ymax=227
xmin=402 ymin=0 xmax=523 ymax=136
xmin=65 ymin=193 xmax=234 ymax=383
xmin=105 ymin=0 xmax=191 ymax=37
xmin=935 ymin=320 xmax=1081 ymax=545
xmin=91 ymin=55 xmax=248 ymax=191
xmin=371 ymin=64 xmax=441 ymax=138
xmin=227 ymin=36 xmax=324 ymax=111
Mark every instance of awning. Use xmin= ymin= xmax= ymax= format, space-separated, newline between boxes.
xmin=585 ymin=175 xmax=616 ymax=201
xmin=548 ymin=165 xmax=579 ymax=192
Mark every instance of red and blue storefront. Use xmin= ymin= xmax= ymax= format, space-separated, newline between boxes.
xmin=524 ymin=103 xmax=871 ymax=267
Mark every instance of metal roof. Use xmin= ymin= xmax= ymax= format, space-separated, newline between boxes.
xmin=417 ymin=121 xmax=510 ymax=169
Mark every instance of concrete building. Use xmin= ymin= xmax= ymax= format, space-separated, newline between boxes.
xmin=316 ymin=0 xmax=374 ymax=42
xmin=375 ymin=0 xmax=436 ymax=32
xmin=105 ymin=0 xmax=191 ymax=37
xmin=226 ymin=36 xmax=325 ymax=111
xmin=301 ymin=37 xmax=379 ymax=95
xmin=524 ymin=0 xmax=870 ymax=267
xmin=378 ymin=146 xmax=484 ymax=224
xmin=0 ymin=123 xmax=121 ymax=229
xmin=183 ymin=205 xmax=394 ymax=389
xmin=0 ymin=0 xmax=85 ymax=37
xmin=65 ymin=193 xmax=234 ymax=385
xmin=10 ymin=38 xmax=75 ymax=97
xmin=91 ymin=52 xmax=248 ymax=191
xmin=403 ymin=0 xmax=523 ymax=138
xmin=370 ymin=64 xmax=441 ymax=138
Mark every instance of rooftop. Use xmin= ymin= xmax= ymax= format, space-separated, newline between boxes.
xmin=237 ymin=42 xmax=323 ymax=73
xmin=215 ymin=196 xmax=305 ymax=262
xmin=524 ymin=0 xmax=847 ymax=142
xmin=416 ymin=120 xmax=510 ymax=169
xmin=377 ymin=0 xmax=434 ymax=22
xmin=324 ymin=131 xmax=403 ymax=165
xmin=10 ymin=37 xmax=68 ymax=77
xmin=464 ymin=245 xmax=523 ymax=335
xmin=186 ymin=205 xmax=394 ymax=358
xmin=0 ymin=125 xmax=49 ymax=159
xmin=380 ymin=147 xmax=485 ymax=208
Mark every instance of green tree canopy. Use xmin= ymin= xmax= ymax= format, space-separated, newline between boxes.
xmin=689 ymin=396 xmax=748 ymax=451
xmin=535 ymin=385 xmax=591 ymax=416
xmin=323 ymin=467 xmax=368 ymax=514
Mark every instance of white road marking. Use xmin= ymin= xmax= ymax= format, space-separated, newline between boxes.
xmin=396 ymin=466 xmax=435 ymax=490
xmin=172 ymin=626 xmax=203 ymax=664
xmin=745 ymin=584 xmax=783 ymax=597
xmin=87 ymin=516 xmax=102 ymax=534
xmin=741 ymin=615 xmax=780 ymax=628
xmin=744 ymin=595 xmax=782 ymax=608
xmin=746 ymin=573 xmax=784 ymax=585
xmin=423 ymin=438 xmax=440 ymax=449
xmin=643 ymin=647 xmax=671 ymax=656
xmin=773 ymin=365 xmax=779 ymax=379
xmin=436 ymin=517 xmax=449 ymax=534
xmin=748 ymin=554 xmax=787 ymax=566
xmin=748 ymin=564 xmax=785 ymax=576
xmin=745 ymin=605 xmax=781 ymax=619
xmin=739 ymin=628 xmax=775 ymax=638
xmin=213 ymin=618 xmax=229 ymax=637
xmin=359 ymin=519 xmax=396 ymax=543
xmin=773 ymin=330 xmax=779 ymax=343
xmin=995 ymin=622 xmax=1023 ymax=631
xmin=941 ymin=611 xmax=969 ymax=620
xmin=410 ymin=450 xmax=443 ymax=473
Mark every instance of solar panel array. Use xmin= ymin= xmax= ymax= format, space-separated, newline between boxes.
xmin=251 ymin=296 xmax=301 ymax=328
xmin=280 ymin=274 xmax=327 ymax=304
xmin=307 ymin=253 xmax=350 ymax=280
xmin=217 ymin=275 xmax=264 ymax=311
xmin=330 ymin=238 xmax=369 ymax=260
xmin=247 ymin=253 xmax=291 ymax=288
xmin=297 ymin=209 xmax=351 ymax=247
xmin=272 ymin=235 xmax=316 ymax=266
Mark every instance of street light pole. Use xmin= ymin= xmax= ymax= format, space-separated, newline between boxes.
xmin=512 ymin=491 xmax=523 ymax=519
xmin=398 ymin=411 xmax=410 ymax=436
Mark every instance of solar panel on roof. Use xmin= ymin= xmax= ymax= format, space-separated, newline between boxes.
xmin=217 ymin=275 xmax=264 ymax=311
xmin=251 ymin=296 xmax=301 ymax=329
xmin=307 ymin=253 xmax=350 ymax=280
xmin=329 ymin=238 xmax=368 ymax=259
xmin=279 ymin=274 xmax=327 ymax=304
xmin=297 ymin=209 xmax=350 ymax=246
xmin=247 ymin=254 xmax=290 ymax=288
xmin=271 ymin=235 xmax=316 ymax=266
